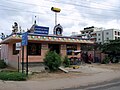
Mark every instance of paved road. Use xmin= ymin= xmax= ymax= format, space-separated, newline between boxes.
xmin=0 ymin=71 xmax=120 ymax=90
xmin=64 ymin=79 xmax=120 ymax=90
xmin=85 ymin=80 xmax=120 ymax=90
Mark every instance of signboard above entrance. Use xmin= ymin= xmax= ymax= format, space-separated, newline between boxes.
xmin=34 ymin=26 xmax=49 ymax=35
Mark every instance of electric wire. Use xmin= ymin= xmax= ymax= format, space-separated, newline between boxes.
xmin=2 ymin=0 xmax=120 ymax=13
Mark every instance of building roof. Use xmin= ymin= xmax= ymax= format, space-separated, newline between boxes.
xmin=0 ymin=33 xmax=94 ymax=44
xmin=80 ymin=27 xmax=104 ymax=33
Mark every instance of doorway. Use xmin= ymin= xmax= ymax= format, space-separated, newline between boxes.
xmin=48 ymin=44 xmax=60 ymax=54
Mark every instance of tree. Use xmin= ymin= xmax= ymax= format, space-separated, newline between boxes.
xmin=100 ymin=39 xmax=120 ymax=63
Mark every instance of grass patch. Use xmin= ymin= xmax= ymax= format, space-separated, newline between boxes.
xmin=0 ymin=71 xmax=27 ymax=81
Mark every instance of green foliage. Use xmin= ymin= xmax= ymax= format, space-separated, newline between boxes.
xmin=63 ymin=56 xmax=70 ymax=67
xmin=111 ymin=56 xmax=119 ymax=63
xmin=101 ymin=40 xmax=120 ymax=54
xmin=102 ymin=56 xmax=110 ymax=64
xmin=44 ymin=51 xmax=62 ymax=71
xmin=0 ymin=72 xmax=27 ymax=81
xmin=0 ymin=60 xmax=7 ymax=69
xmin=100 ymin=40 xmax=120 ymax=63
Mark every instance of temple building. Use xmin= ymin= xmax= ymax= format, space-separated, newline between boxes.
xmin=0 ymin=23 xmax=94 ymax=69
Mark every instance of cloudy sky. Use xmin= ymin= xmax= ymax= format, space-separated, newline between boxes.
xmin=0 ymin=0 xmax=120 ymax=36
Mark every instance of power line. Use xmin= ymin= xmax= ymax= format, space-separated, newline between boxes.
xmin=80 ymin=0 xmax=120 ymax=9
xmin=2 ymin=0 xmax=120 ymax=13
xmin=2 ymin=0 xmax=120 ymax=20
xmin=2 ymin=0 xmax=40 ymax=6
xmin=68 ymin=0 xmax=119 ymax=9
xmin=2 ymin=0 xmax=50 ymax=8
xmin=0 ymin=4 xmax=118 ymax=21
xmin=0 ymin=0 xmax=120 ymax=23
xmin=0 ymin=7 xmax=82 ymax=21
xmin=0 ymin=6 xmax=78 ymax=21
xmin=5 ymin=0 xmax=120 ymax=10
xmin=0 ymin=0 xmax=78 ymax=13
xmin=45 ymin=0 xmax=120 ymax=12
xmin=1 ymin=0 xmax=120 ymax=16
xmin=0 ymin=4 xmax=46 ymax=15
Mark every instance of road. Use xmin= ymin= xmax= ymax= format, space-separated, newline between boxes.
xmin=0 ymin=66 xmax=120 ymax=90
xmin=63 ymin=79 xmax=120 ymax=90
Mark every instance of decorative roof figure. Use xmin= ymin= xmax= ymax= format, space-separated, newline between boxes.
xmin=12 ymin=22 xmax=18 ymax=33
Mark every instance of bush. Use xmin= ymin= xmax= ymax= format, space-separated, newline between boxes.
xmin=102 ymin=56 xmax=110 ymax=64
xmin=111 ymin=57 xmax=119 ymax=63
xmin=0 ymin=72 xmax=27 ymax=81
xmin=44 ymin=51 xmax=62 ymax=71
xmin=63 ymin=56 xmax=70 ymax=67
xmin=0 ymin=60 xmax=7 ymax=69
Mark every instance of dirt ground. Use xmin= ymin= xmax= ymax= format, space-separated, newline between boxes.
xmin=91 ymin=63 xmax=120 ymax=70
xmin=1 ymin=63 xmax=120 ymax=81
xmin=0 ymin=64 xmax=120 ymax=90
xmin=28 ymin=63 xmax=120 ymax=81
xmin=28 ymin=71 xmax=91 ymax=81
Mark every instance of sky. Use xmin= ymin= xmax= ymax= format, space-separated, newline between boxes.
xmin=0 ymin=0 xmax=120 ymax=36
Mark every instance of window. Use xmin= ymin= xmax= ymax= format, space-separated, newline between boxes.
xmin=98 ymin=33 xmax=100 ymax=36
xmin=115 ymin=31 xmax=117 ymax=35
xmin=106 ymin=32 xmax=109 ymax=35
xmin=106 ymin=37 xmax=109 ymax=40
xmin=82 ymin=32 xmax=84 ymax=34
xmin=115 ymin=37 xmax=117 ymax=40
xmin=66 ymin=44 xmax=77 ymax=55
xmin=98 ymin=38 xmax=100 ymax=41
xmin=28 ymin=43 xmax=41 ymax=55
xmin=118 ymin=32 xmax=120 ymax=35
xmin=13 ymin=44 xmax=19 ymax=55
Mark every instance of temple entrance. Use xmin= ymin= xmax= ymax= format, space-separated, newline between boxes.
xmin=48 ymin=44 xmax=60 ymax=54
